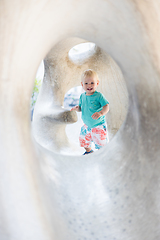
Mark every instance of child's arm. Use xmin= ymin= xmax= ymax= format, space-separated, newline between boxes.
xmin=70 ymin=105 xmax=81 ymax=112
xmin=92 ymin=104 xmax=109 ymax=120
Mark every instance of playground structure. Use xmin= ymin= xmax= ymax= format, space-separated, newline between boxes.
xmin=0 ymin=0 xmax=160 ymax=239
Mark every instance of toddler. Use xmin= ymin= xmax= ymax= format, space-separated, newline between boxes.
xmin=71 ymin=69 xmax=109 ymax=155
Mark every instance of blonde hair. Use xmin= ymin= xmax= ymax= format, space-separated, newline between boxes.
xmin=81 ymin=69 xmax=99 ymax=82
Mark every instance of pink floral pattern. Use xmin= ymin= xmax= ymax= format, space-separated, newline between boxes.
xmin=79 ymin=123 xmax=109 ymax=149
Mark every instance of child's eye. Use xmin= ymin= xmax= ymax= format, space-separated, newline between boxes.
xmin=91 ymin=82 xmax=94 ymax=84
xmin=85 ymin=83 xmax=88 ymax=85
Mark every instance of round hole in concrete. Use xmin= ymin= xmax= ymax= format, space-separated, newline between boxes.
xmin=68 ymin=42 xmax=96 ymax=65
xmin=32 ymin=38 xmax=128 ymax=156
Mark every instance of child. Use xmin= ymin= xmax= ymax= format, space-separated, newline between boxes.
xmin=71 ymin=69 xmax=109 ymax=155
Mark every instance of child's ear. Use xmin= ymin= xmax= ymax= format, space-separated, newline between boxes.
xmin=97 ymin=80 xmax=99 ymax=86
xmin=81 ymin=82 xmax=83 ymax=87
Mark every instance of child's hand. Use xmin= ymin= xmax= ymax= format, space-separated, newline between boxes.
xmin=70 ymin=105 xmax=79 ymax=111
xmin=91 ymin=112 xmax=102 ymax=120
xmin=92 ymin=105 xmax=109 ymax=119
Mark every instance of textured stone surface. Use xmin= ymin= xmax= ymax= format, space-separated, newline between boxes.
xmin=0 ymin=0 xmax=160 ymax=240
xmin=32 ymin=38 xmax=128 ymax=153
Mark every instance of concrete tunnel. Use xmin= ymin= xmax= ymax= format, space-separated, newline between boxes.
xmin=32 ymin=38 xmax=128 ymax=154
xmin=0 ymin=0 xmax=160 ymax=240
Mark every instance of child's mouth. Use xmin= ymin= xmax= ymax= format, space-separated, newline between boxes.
xmin=87 ymin=88 xmax=93 ymax=91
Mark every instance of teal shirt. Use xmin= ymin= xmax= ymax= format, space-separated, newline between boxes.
xmin=79 ymin=91 xmax=109 ymax=128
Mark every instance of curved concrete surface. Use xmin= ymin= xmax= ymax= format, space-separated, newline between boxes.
xmin=32 ymin=37 xmax=128 ymax=154
xmin=0 ymin=0 xmax=160 ymax=240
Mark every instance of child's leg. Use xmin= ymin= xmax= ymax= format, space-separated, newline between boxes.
xmin=79 ymin=124 xmax=92 ymax=152
xmin=91 ymin=123 xmax=108 ymax=150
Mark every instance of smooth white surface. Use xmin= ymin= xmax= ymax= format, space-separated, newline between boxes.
xmin=0 ymin=0 xmax=160 ymax=240
xmin=68 ymin=42 xmax=96 ymax=64
xmin=36 ymin=60 xmax=44 ymax=81
xmin=32 ymin=38 xmax=128 ymax=154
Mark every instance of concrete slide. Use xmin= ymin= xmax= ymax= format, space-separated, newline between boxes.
xmin=0 ymin=0 xmax=160 ymax=240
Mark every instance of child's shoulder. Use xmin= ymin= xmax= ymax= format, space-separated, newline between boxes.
xmin=94 ymin=91 xmax=103 ymax=97
xmin=80 ymin=92 xmax=86 ymax=98
xmin=95 ymin=91 xmax=101 ymax=95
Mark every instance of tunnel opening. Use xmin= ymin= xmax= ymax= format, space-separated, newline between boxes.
xmin=2 ymin=1 xmax=159 ymax=239
xmin=68 ymin=42 xmax=96 ymax=64
xmin=32 ymin=38 xmax=128 ymax=156
xmin=31 ymin=60 xmax=44 ymax=121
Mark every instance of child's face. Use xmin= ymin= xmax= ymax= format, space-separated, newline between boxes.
xmin=81 ymin=75 xmax=99 ymax=95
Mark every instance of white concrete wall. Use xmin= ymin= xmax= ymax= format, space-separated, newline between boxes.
xmin=0 ymin=0 xmax=160 ymax=239
xmin=32 ymin=37 xmax=128 ymax=153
